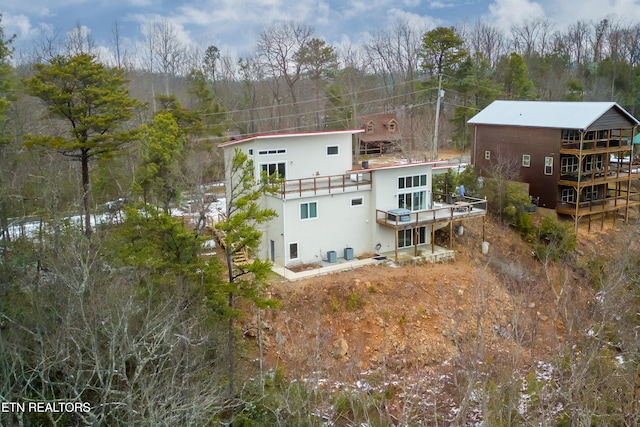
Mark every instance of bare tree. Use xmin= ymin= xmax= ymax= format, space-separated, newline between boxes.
xmin=110 ymin=19 xmax=133 ymax=70
xmin=256 ymin=21 xmax=315 ymax=131
xmin=362 ymin=20 xmax=424 ymax=104
xmin=468 ymin=20 xmax=506 ymax=68
xmin=510 ymin=18 xmax=554 ymax=58
xmin=64 ymin=23 xmax=96 ymax=57
xmin=565 ymin=20 xmax=592 ymax=67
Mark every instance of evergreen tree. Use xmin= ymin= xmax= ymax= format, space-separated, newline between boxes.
xmin=501 ymin=52 xmax=535 ymax=99
xmin=216 ymin=148 xmax=279 ymax=400
xmin=138 ymin=110 xmax=184 ymax=212
xmin=23 ymin=54 xmax=143 ymax=237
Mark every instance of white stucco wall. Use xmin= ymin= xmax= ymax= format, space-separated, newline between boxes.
xmin=371 ymin=163 xmax=434 ymax=252
xmin=241 ymin=132 xmax=356 ymax=180
xmin=219 ymin=132 xmax=442 ymax=268
xmin=278 ymin=190 xmax=372 ymax=267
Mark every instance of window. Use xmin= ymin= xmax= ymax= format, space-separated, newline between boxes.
xmin=389 ymin=120 xmax=397 ymax=133
xmin=289 ymin=242 xmax=299 ymax=260
xmin=562 ymin=129 xmax=580 ymax=142
xmin=300 ymin=202 xmax=317 ymax=220
xmin=261 ymin=162 xmax=286 ymax=179
xmin=562 ymin=188 xmax=575 ymax=203
xmin=258 ymin=148 xmax=286 ymax=155
xmin=485 ymin=150 xmax=491 ymax=160
xmin=561 ymin=156 xmax=579 ymax=173
xmin=398 ymin=227 xmax=427 ymax=248
xmin=398 ymin=191 xmax=426 ymax=211
xmin=350 ymin=197 xmax=363 ymax=207
xmin=366 ymin=121 xmax=374 ymax=133
xmin=398 ymin=174 xmax=427 ymax=190
xmin=522 ymin=154 xmax=531 ymax=167
xmin=248 ymin=148 xmax=253 ymax=155
xmin=544 ymin=157 xmax=553 ymax=175
xmin=584 ymin=186 xmax=598 ymax=201
xmin=398 ymin=173 xmax=428 ymax=212
xmin=584 ymin=154 xmax=603 ymax=172
xmin=327 ymin=145 xmax=339 ymax=156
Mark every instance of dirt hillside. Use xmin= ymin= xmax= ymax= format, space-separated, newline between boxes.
xmin=245 ymin=215 xmax=563 ymax=383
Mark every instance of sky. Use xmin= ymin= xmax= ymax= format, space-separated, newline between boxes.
xmin=3 ymin=0 xmax=640 ymax=60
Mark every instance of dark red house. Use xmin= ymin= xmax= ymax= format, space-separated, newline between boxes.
xmin=468 ymin=100 xmax=640 ymax=228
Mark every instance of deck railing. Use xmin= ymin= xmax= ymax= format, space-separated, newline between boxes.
xmin=375 ymin=196 xmax=487 ymax=228
xmin=273 ymin=171 xmax=373 ymax=199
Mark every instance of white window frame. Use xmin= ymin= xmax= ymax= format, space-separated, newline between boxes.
xmin=561 ymin=156 xmax=579 ymax=173
xmin=326 ymin=145 xmax=339 ymax=156
xmin=544 ymin=157 xmax=553 ymax=175
xmin=561 ymin=188 xmax=575 ymax=203
xmin=288 ymin=242 xmax=299 ymax=260
xmin=350 ymin=196 xmax=364 ymax=207
xmin=584 ymin=186 xmax=598 ymax=201
xmin=585 ymin=154 xmax=603 ymax=171
xmin=485 ymin=150 xmax=491 ymax=160
xmin=300 ymin=201 xmax=318 ymax=220
xmin=522 ymin=154 xmax=531 ymax=167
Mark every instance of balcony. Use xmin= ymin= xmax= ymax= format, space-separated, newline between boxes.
xmin=273 ymin=171 xmax=372 ymax=200
xmin=556 ymin=192 xmax=640 ymax=217
xmin=376 ymin=196 xmax=487 ymax=230
xmin=560 ymin=138 xmax=631 ymax=154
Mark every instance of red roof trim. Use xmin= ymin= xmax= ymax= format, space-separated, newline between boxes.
xmin=217 ymin=129 xmax=365 ymax=148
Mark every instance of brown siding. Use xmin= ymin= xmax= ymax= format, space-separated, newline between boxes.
xmin=587 ymin=108 xmax=637 ymax=131
xmin=472 ymin=125 xmax=560 ymax=208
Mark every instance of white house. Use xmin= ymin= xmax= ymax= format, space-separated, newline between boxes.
xmin=218 ymin=130 xmax=485 ymax=269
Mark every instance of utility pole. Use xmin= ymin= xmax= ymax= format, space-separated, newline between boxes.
xmin=432 ymin=74 xmax=444 ymax=161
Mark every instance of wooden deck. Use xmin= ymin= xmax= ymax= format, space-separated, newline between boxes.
xmin=376 ymin=197 xmax=487 ymax=230
xmin=275 ymin=171 xmax=373 ymax=199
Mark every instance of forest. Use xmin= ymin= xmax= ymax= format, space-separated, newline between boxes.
xmin=1 ymin=12 xmax=640 ymax=426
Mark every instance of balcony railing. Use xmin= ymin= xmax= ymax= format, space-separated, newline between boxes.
xmin=556 ymin=191 xmax=640 ymax=216
xmin=375 ymin=196 xmax=487 ymax=228
xmin=273 ymin=171 xmax=373 ymax=199
xmin=560 ymin=138 xmax=631 ymax=152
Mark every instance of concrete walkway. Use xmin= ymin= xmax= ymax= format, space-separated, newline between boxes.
xmin=271 ymin=245 xmax=455 ymax=281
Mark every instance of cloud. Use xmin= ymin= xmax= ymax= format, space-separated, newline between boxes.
xmin=429 ymin=1 xmax=454 ymax=9
xmin=545 ymin=0 xmax=640 ymax=29
xmin=2 ymin=13 xmax=44 ymax=40
xmin=487 ymin=0 xmax=545 ymax=29
xmin=388 ymin=9 xmax=441 ymax=30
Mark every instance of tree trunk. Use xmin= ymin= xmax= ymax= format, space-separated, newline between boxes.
xmin=81 ymin=150 xmax=92 ymax=238
xmin=227 ymin=291 xmax=235 ymax=399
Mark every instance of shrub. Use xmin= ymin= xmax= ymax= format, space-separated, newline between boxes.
xmin=533 ymin=217 xmax=576 ymax=262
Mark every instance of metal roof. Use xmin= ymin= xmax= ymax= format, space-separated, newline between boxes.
xmin=468 ymin=100 xmax=639 ymax=130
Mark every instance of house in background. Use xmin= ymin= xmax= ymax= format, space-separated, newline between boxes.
xmin=468 ymin=100 xmax=640 ymax=230
xmin=218 ymin=130 xmax=486 ymax=273
xmin=358 ymin=114 xmax=402 ymax=156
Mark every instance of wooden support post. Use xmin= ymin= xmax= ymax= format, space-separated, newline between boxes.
xmin=450 ymin=220 xmax=454 ymax=249
xmin=431 ymin=224 xmax=435 ymax=254
xmin=394 ymin=229 xmax=398 ymax=263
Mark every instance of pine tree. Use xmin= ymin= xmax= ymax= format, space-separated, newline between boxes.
xmin=23 ymin=54 xmax=143 ymax=237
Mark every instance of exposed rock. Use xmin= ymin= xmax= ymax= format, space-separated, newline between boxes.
xmin=332 ymin=337 xmax=349 ymax=360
